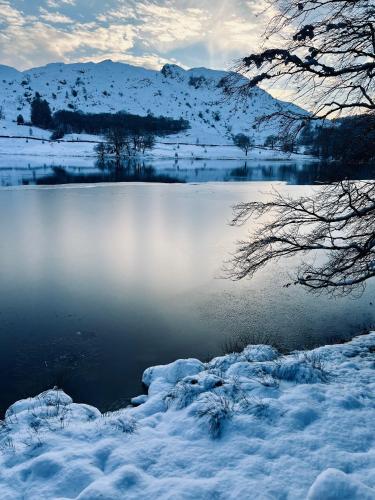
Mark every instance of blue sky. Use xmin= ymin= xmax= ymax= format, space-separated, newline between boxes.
xmin=0 ymin=0 xmax=269 ymax=71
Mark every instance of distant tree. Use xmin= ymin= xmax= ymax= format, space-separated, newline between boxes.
xmin=94 ymin=142 xmax=107 ymax=163
xmin=31 ymin=94 xmax=52 ymax=129
xmin=264 ymin=135 xmax=278 ymax=149
xmin=51 ymin=110 xmax=189 ymax=137
xmin=140 ymin=134 xmax=156 ymax=154
xmin=297 ymin=125 xmax=315 ymax=155
xmin=281 ymin=135 xmax=298 ymax=154
xmin=233 ymin=134 xmax=254 ymax=156
xmin=105 ymin=128 xmax=128 ymax=160
xmin=299 ymin=115 xmax=375 ymax=164
xmin=0 ymin=106 xmax=5 ymax=120
xmin=16 ymin=114 xmax=24 ymax=126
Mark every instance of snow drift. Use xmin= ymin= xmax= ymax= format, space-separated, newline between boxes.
xmin=0 ymin=333 xmax=374 ymax=499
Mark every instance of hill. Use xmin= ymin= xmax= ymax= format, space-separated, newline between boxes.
xmin=0 ymin=60 xmax=305 ymax=145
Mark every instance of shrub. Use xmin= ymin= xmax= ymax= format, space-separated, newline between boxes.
xmin=188 ymin=76 xmax=207 ymax=89
xmin=196 ymin=393 xmax=234 ymax=438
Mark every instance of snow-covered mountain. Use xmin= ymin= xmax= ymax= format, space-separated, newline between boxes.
xmin=0 ymin=60 xmax=304 ymax=145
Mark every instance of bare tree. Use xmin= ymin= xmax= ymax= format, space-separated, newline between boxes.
xmin=105 ymin=128 xmax=128 ymax=160
xmin=233 ymin=133 xmax=254 ymax=156
xmin=140 ymin=134 xmax=156 ymax=154
xmin=131 ymin=133 xmax=156 ymax=154
xmin=224 ymin=0 xmax=375 ymax=296
xmin=230 ymin=0 xmax=374 ymax=126
xmin=228 ymin=180 xmax=375 ymax=295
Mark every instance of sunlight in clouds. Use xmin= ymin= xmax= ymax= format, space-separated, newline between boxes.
xmin=0 ymin=0 xmax=270 ymax=72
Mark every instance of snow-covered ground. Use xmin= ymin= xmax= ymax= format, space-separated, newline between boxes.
xmin=0 ymin=135 xmax=305 ymax=162
xmin=0 ymin=119 xmax=309 ymax=164
xmin=1 ymin=333 xmax=374 ymax=499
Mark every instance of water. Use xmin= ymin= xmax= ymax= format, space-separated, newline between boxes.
xmin=0 ymin=160 xmax=374 ymax=415
xmin=1 ymin=157 xmax=375 ymax=186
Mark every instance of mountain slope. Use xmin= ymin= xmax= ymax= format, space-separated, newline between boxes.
xmin=0 ymin=60 xmax=305 ymax=145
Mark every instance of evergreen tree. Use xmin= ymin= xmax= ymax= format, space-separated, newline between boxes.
xmin=30 ymin=94 xmax=52 ymax=129
xmin=16 ymin=114 xmax=24 ymax=126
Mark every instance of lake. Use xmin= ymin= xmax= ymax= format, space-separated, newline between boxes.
xmin=0 ymin=159 xmax=374 ymax=415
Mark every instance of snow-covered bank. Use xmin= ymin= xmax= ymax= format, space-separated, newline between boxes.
xmin=0 ymin=135 xmax=309 ymax=163
xmin=1 ymin=333 xmax=375 ymax=499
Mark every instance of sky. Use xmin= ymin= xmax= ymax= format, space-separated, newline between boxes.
xmin=0 ymin=0 xmax=270 ymax=72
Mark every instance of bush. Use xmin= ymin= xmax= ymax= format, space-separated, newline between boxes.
xmin=188 ymin=76 xmax=207 ymax=89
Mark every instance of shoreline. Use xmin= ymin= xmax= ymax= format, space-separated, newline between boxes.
xmin=1 ymin=135 xmax=313 ymax=163
xmin=1 ymin=332 xmax=374 ymax=499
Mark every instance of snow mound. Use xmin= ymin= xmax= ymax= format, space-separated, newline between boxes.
xmin=1 ymin=333 xmax=375 ymax=499
xmin=307 ymin=468 xmax=375 ymax=500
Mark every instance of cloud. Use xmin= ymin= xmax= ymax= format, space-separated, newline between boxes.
xmin=0 ymin=0 xmax=270 ymax=72
xmin=0 ymin=1 xmax=30 ymax=26
xmin=46 ymin=0 xmax=76 ymax=7
xmin=39 ymin=8 xmax=73 ymax=24
xmin=0 ymin=21 xmax=136 ymax=68
xmin=136 ymin=3 xmax=206 ymax=48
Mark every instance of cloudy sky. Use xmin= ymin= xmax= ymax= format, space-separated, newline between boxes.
xmin=0 ymin=0 xmax=269 ymax=72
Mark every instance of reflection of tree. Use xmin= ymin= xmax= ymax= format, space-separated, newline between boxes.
xmin=230 ymin=162 xmax=253 ymax=180
xmin=35 ymin=163 xmax=184 ymax=185
xmin=228 ymin=180 xmax=375 ymax=295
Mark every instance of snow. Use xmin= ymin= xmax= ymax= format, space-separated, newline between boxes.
xmin=0 ymin=60 xmax=306 ymax=146
xmin=0 ymin=131 xmax=309 ymax=162
xmin=307 ymin=469 xmax=375 ymax=500
xmin=1 ymin=332 xmax=375 ymax=499
xmin=0 ymin=60 xmax=311 ymax=167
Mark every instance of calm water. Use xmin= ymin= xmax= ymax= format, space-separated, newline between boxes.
xmin=1 ymin=157 xmax=375 ymax=186
xmin=0 ymin=161 xmax=374 ymax=415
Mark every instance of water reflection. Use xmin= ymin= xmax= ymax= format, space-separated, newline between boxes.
xmin=0 ymin=158 xmax=374 ymax=187
xmin=35 ymin=163 xmax=184 ymax=185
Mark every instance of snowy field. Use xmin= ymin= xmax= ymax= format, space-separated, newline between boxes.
xmin=0 ymin=136 xmax=306 ymax=164
xmin=1 ymin=332 xmax=374 ymax=499
xmin=0 ymin=119 xmax=311 ymax=164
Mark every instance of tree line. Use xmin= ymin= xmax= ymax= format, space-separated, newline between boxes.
xmin=299 ymin=115 xmax=375 ymax=164
xmin=24 ymin=93 xmax=189 ymax=139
